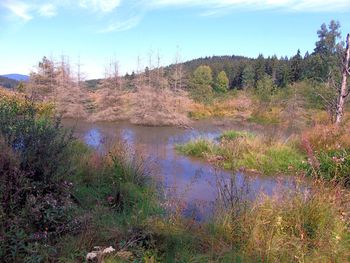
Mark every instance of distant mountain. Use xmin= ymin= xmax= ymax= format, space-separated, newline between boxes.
xmin=1 ymin=74 xmax=29 ymax=82
xmin=0 ymin=76 xmax=19 ymax=89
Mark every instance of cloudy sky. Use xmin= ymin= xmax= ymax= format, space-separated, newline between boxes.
xmin=0 ymin=0 xmax=350 ymax=78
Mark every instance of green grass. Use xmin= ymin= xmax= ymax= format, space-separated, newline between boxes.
xmin=175 ymin=138 xmax=215 ymax=157
xmin=220 ymin=130 xmax=255 ymax=140
xmin=239 ymin=145 xmax=306 ymax=175
xmin=176 ymin=130 xmax=305 ymax=175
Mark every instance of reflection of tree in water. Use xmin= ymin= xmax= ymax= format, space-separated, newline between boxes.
xmin=160 ymin=167 xmax=208 ymax=220
xmin=213 ymin=168 xmax=251 ymax=218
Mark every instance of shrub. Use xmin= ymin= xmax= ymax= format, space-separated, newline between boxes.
xmin=0 ymin=96 xmax=78 ymax=262
xmin=302 ymin=124 xmax=350 ymax=185
xmin=0 ymin=138 xmax=79 ymax=262
xmin=302 ymin=124 xmax=350 ymax=152
xmin=0 ymin=96 xmax=73 ymax=183
xmin=306 ymin=149 xmax=350 ymax=187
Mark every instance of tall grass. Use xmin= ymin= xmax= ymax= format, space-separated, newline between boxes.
xmin=175 ymin=138 xmax=215 ymax=158
xmin=211 ymin=182 xmax=350 ymax=262
xmin=302 ymin=124 xmax=350 ymax=186
xmin=220 ymin=130 xmax=255 ymax=140
xmin=177 ymin=130 xmax=305 ymax=175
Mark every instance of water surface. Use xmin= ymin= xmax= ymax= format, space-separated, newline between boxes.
xmin=64 ymin=120 xmax=297 ymax=219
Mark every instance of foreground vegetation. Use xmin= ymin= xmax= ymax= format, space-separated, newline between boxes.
xmin=1 ymin=72 xmax=350 ymax=263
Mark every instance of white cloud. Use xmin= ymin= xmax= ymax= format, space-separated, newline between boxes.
xmin=2 ymin=1 xmax=33 ymax=21
xmin=79 ymin=0 xmax=121 ymax=13
xmin=147 ymin=0 xmax=350 ymax=12
xmin=38 ymin=4 xmax=57 ymax=17
xmin=1 ymin=0 xmax=349 ymax=32
xmin=102 ymin=16 xmax=141 ymax=32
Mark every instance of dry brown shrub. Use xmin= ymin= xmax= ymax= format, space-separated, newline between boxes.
xmin=130 ymin=86 xmax=191 ymax=126
xmin=88 ymin=88 xmax=131 ymax=122
xmin=302 ymin=124 xmax=350 ymax=152
xmin=189 ymin=92 xmax=254 ymax=120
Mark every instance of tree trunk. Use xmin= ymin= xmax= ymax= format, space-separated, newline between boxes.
xmin=335 ymin=33 xmax=350 ymax=124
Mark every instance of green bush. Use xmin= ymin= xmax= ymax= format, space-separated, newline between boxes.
xmin=0 ymin=98 xmax=74 ymax=183
xmin=0 ymin=98 xmax=77 ymax=262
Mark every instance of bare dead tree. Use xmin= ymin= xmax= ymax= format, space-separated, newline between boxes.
xmin=111 ymin=59 xmax=120 ymax=92
xmin=148 ymin=49 xmax=154 ymax=87
xmin=335 ymin=33 xmax=350 ymax=124
xmin=174 ymin=50 xmax=179 ymax=91
xmin=76 ymin=56 xmax=82 ymax=88
xmin=156 ymin=49 xmax=161 ymax=86
xmin=136 ymin=55 xmax=143 ymax=87
xmin=172 ymin=46 xmax=183 ymax=91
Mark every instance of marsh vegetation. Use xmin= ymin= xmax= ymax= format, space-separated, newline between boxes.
xmin=1 ymin=20 xmax=350 ymax=262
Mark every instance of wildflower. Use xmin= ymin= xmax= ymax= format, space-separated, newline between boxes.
xmin=107 ymin=196 xmax=114 ymax=203
xmin=102 ymin=246 xmax=115 ymax=254
xmin=86 ymin=252 xmax=97 ymax=261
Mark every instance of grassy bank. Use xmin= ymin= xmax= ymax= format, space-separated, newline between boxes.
xmin=177 ymin=124 xmax=350 ymax=187
xmin=176 ymin=131 xmax=306 ymax=175
xmin=1 ymin=92 xmax=349 ymax=262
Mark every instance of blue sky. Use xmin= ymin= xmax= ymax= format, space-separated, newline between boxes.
xmin=0 ymin=0 xmax=350 ymax=79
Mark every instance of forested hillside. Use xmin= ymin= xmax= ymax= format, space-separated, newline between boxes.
xmin=0 ymin=76 xmax=19 ymax=89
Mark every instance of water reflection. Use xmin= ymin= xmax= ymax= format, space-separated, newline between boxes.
xmin=84 ymin=128 xmax=104 ymax=148
xmin=63 ymin=120 xmax=298 ymax=219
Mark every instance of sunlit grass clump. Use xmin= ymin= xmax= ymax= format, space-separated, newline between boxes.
xmin=177 ymin=130 xmax=305 ymax=175
xmin=175 ymin=138 xmax=215 ymax=158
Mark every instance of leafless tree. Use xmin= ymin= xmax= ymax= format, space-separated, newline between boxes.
xmin=156 ymin=49 xmax=161 ymax=86
xmin=171 ymin=46 xmax=184 ymax=91
xmin=147 ymin=49 xmax=154 ymax=87
xmin=76 ymin=56 xmax=85 ymax=88
xmin=136 ymin=55 xmax=143 ymax=87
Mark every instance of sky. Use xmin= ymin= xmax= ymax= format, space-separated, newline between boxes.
xmin=0 ymin=0 xmax=350 ymax=79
